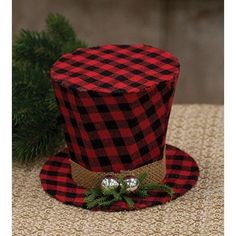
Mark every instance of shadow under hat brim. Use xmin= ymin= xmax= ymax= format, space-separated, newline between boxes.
xmin=40 ymin=144 xmax=199 ymax=212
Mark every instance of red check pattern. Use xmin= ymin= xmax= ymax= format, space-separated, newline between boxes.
xmin=51 ymin=44 xmax=180 ymax=93
xmin=40 ymin=145 xmax=199 ymax=212
xmin=51 ymin=44 xmax=180 ymax=173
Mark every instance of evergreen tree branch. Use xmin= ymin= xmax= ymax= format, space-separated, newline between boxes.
xmin=12 ymin=13 xmax=87 ymax=163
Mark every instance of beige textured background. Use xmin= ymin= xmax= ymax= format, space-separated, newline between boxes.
xmin=13 ymin=0 xmax=224 ymax=104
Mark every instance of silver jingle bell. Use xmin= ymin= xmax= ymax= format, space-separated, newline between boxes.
xmin=124 ymin=175 xmax=140 ymax=193
xmin=101 ymin=175 xmax=119 ymax=191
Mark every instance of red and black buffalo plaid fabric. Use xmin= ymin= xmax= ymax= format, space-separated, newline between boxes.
xmin=39 ymin=44 xmax=199 ymax=211
xmin=40 ymin=145 xmax=199 ymax=211
xmin=51 ymin=44 xmax=180 ymax=172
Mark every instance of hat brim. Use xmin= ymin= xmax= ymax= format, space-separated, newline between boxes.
xmin=40 ymin=144 xmax=199 ymax=211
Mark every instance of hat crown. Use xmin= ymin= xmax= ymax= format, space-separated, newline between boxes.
xmin=51 ymin=44 xmax=180 ymax=173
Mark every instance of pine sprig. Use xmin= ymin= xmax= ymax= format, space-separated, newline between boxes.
xmin=138 ymin=172 xmax=148 ymax=184
xmin=13 ymin=30 xmax=60 ymax=70
xmin=138 ymin=182 xmax=174 ymax=198
xmin=136 ymin=189 xmax=149 ymax=198
xmin=46 ymin=13 xmax=77 ymax=44
xmin=137 ymin=172 xmax=174 ymax=197
xmin=45 ymin=13 xmax=87 ymax=52
xmin=85 ymin=173 xmax=174 ymax=209
xmin=13 ymin=13 xmax=87 ymax=163
xmin=122 ymin=196 xmax=134 ymax=209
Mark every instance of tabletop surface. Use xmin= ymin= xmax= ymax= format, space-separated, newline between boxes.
xmin=51 ymin=44 xmax=179 ymax=93
xmin=13 ymin=105 xmax=223 ymax=236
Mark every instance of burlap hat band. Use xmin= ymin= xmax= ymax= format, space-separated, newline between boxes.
xmin=70 ymin=148 xmax=166 ymax=189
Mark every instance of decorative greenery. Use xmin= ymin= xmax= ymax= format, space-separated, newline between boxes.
xmin=85 ymin=173 xmax=174 ymax=209
xmin=13 ymin=13 xmax=87 ymax=163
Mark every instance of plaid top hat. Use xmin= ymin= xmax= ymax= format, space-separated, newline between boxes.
xmin=40 ymin=44 xmax=199 ymax=211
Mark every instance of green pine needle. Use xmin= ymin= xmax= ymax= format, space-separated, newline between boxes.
xmin=97 ymin=197 xmax=118 ymax=208
xmin=84 ymin=194 xmax=97 ymax=203
xmin=119 ymin=178 xmax=128 ymax=195
xmin=85 ymin=188 xmax=102 ymax=197
xmin=142 ymin=183 xmax=174 ymax=197
xmin=86 ymin=199 xmax=101 ymax=209
xmin=13 ymin=13 xmax=87 ymax=163
xmin=84 ymin=173 xmax=174 ymax=209
xmin=122 ymin=196 xmax=134 ymax=209
xmin=138 ymin=172 xmax=148 ymax=184
xmin=136 ymin=189 xmax=149 ymax=198
xmin=13 ymin=30 xmax=60 ymax=69
xmin=46 ymin=13 xmax=77 ymax=44
xmin=102 ymin=189 xmax=117 ymax=197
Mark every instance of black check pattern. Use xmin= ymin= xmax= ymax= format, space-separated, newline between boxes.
xmin=40 ymin=44 xmax=200 ymax=211
xmin=40 ymin=145 xmax=199 ymax=211
xmin=51 ymin=44 xmax=179 ymax=94
xmin=51 ymin=44 xmax=180 ymax=173
xmin=53 ymin=80 xmax=175 ymax=172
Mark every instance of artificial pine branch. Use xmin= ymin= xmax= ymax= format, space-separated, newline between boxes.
xmin=137 ymin=182 xmax=174 ymax=199
xmin=122 ymin=196 xmax=134 ymax=208
xmin=136 ymin=189 xmax=149 ymax=197
xmin=138 ymin=172 xmax=148 ymax=184
xmin=13 ymin=30 xmax=60 ymax=69
xmin=13 ymin=13 xmax=87 ymax=163
xmin=45 ymin=13 xmax=87 ymax=52
xmin=85 ymin=173 xmax=174 ymax=209
xmin=98 ymin=198 xmax=118 ymax=208
xmin=46 ymin=13 xmax=77 ymax=44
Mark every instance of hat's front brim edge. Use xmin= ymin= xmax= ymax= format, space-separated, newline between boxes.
xmin=40 ymin=144 xmax=199 ymax=212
